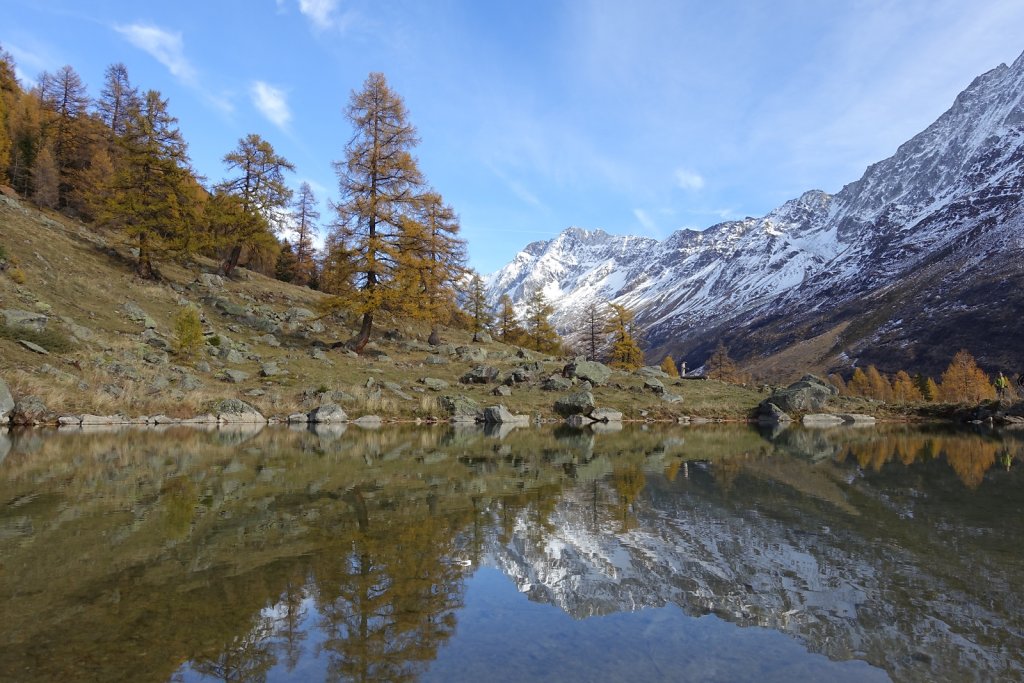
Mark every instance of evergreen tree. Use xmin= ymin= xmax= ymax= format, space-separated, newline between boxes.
xmin=660 ymin=355 xmax=680 ymax=378
xmin=524 ymin=288 xmax=560 ymax=352
xmin=891 ymin=370 xmax=922 ymax=403
xmin=37 ymin=65 xmax=89 ymax=207
xmin=865 ymin=365 xmax=893 ymax=402
xmin=705 ymin=341 xmax=740 ymax=382
xmin=325 ymin=72 xmax=425 ymax=352
xmin=275 ymin=240 xmax=298 ymax=282
xmin=464 ymin=272 xmax=492 ymax=339
xmin=584 ymin=302 xmax=605 ymax=360
xmin=0 ymin=46 xmax=18 ymax=185
xmin=96 ymin=63 xmax=139 ymax=137
xmin=7 ymin=88 xmax=44 ymax=195
xmin=217 ymin=133 xmax=294 ymax=275
xmin=605 ymin=303 xmax=644 ymax=370
xmin=495 ymin=293 xmax=525 ymax=345
xmin=848 ymin=367 xmax=871 ymax=397
xmin=940 ymin=349 xmax=995 ymax=403
xmin=30 ymin=143 xmax=59 ymax=208
xmin=290 ymin=181 xmax=319 ymax=286
xmin=104 ymin=89 xmax=195 ymax=278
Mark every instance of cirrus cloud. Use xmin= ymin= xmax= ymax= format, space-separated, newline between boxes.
xmin=251 ymin=81 xmax=291 ymax=130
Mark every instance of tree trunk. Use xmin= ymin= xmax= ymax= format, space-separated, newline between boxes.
xmin=222 ymin=243 xmax=242 ymax=276
xmin=136 ymin=233 xmax=156 ymax=280
xmin=348 ymin=311 xmax=373 ymax=353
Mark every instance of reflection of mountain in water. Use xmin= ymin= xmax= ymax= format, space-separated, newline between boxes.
xmin=488 ymin=429 xmax=1024 ymax=683
xmin=0 ymin=424 xmax=1021 ymax=682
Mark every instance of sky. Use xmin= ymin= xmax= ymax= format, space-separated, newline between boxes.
xmin=4 ymin=0 xmax=1024 ymax=274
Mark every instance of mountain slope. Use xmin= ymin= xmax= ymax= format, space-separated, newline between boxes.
xmin=488 ymin=51 xmax=1024 ymax=378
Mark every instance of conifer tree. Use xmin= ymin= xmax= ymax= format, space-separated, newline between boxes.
xmin=660 ymin=355 xmax=680 ymax=378
xmin=37 ymin=65 xmax=89 ymax=207
xmin=495 ymin=293 xmax=525 ymax=345
xmin=217 ymin=133 xmax=294 ymax=275
xmin=275 ymin=241 xmax=298 ymax=282
xmin=7 ymin=88 xmax=44 ymax=195
xmin=30 ymin=143 xmax=59 ymax=208
xmin=828 ymin=373 xmax=848 ymax=396
xmin=865 ymin=365 xmax=893 ymax=402
xmin=104 ymin=89 xmax=194 ymax=278
xmin=524 ymin=288 xmax=560 ymax=353
xmin=706 ymin=340 xmax=740 ymax=382
xmin=464 ymin=272 xmax=492 ymax=339
xmin=584 ymin=302 xmax=605 ymax=361
xmin=891 ymin=370 xmax=922 ymax=403
xmin=848 ymin=367 xmax=871 ymax=397
xmin=605 ymin=303 xmax=644 ymax=370
xmin=290 ymin=181 xmax=320 ymax=286
xmin=0 ymin=46 xmax=18 ymax=185
xmin=940 ymin=349 xmax=995 ymax=403
xmin=325 ymin=72 xmax=425 ymax=352
xmin=96 ymin=63 xmax=139 ymax=138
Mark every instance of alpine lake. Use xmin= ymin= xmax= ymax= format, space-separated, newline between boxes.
xmin=1 ymin=421 xmax=1021 ymax=683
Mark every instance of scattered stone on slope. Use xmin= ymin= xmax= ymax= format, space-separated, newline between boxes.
xmin=1 ymin=309 xmax=49 ymax=331
xmin=460 ymin=365 xmax=501 ymax=384
xmin=480 ymin=405 xmax=529 ymax=424
xmin=554 ymin=390 xmax=596 ymax=418
xmin=0 ymin=378 xmax=14 ymax=423
xmin=564 ymin=358 xmax=612 ymax=386
xmin=764 ymin=374 xmax=837 ymax=413
xmin=308 ymin=403 xmax=348 ymax=423
xmin=441 ymin=395 xmax=480 ymax=422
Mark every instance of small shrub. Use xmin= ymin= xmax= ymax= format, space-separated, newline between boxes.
xmin=7 ymin=266 xmax=26 ymax=284
xmin=0 ymin=244 xmax=7 ymax=260
xmin=207 ymin=334 xmax=221 ymax=347
xmin=173 ymin=305 xmax=204 ymax=357
xmin=0 ymin=323 xmax=74 ymax=353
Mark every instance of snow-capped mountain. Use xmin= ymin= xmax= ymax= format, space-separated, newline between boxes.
xmin=488 ymin=51 xmax=1024 ymax=376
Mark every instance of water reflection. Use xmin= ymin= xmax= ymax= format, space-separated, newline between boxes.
xmin=0 ymin=423 xmax=1021 ymax=682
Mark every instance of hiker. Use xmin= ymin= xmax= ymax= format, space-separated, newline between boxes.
xmin=995 ymin=372 xmax=1010 ymax=399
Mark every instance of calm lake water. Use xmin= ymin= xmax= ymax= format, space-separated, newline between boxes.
xmin=1 ymin=422 xmax=1022 ymax=682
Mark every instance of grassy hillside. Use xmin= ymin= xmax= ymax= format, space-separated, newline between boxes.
xmin=0 ymin=193 xmax=771 ymax=422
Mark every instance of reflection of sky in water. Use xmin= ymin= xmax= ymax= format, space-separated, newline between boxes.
xmin=175 ymin=568 xmax=887 ymax=683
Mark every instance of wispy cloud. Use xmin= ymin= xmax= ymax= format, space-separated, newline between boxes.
xmin=633 ymin=208 xmax=659 ymax=237
xmin=114 ymin=23 xmax=196 ymax=84
xmin=251 ymin=81 xmax=291 ymax=130
xmin=297 ymin=0 xmax=357 ymax=31
xmin=674 ymin=168 xmax=705 ymax=191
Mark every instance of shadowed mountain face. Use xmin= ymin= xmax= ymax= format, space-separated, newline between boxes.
xmin=488 ymin=51 xmax=1024 ymax=378
xmin=1 ymin=424 xmax=1021 ymax=682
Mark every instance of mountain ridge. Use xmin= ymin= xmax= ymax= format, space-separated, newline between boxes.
xmin=487 ymin=51 xmax=1024 ymax=379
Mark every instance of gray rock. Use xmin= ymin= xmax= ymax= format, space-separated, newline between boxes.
xmin=61 ymin=317 xmax=95 ymax=342
xmin=481 ymin=405 xmax=529 ymax=424
xmin=311 ymin=348 xmax=329 ymax=361
xmin=515 ymin=348 xmax=533 ymax=360
xmin=200 ymin=273 xmax=225 ymax=289
xmin=565 ymin=358 xmax=612 ymax=386
xmin=142 ymin=351 xmax=168 ymax=365
xmin=213 ymin=399 xmax=266 ymax=423
xmin=554 ymin=391 xmax=596 ymax=418
xmin=210 ymin=297 xmax=247 ymax=317
xmin=58 ymin=415 xmax=82 ymax=427
xmin=122 ymin=302 xmax=156 ymax=328
xmin=460 ymin=365 xmax=502 ymax=384
xmin=220 ymin=348 xmax=246 ymax=364
xmin=179 ymin=373 xmax=203 ymax=391
xmin=802 ymin=413 xmax=845 ymax=427
xmin=492 ymin=385 xmax=512 ymax=397
xmin=222 ymin=369 xmax=250 ymax=383
xmin=473 ymin=331 xmax=492 ymax=343
xmin=565 ymin=414 xmax=589 ymax=428
xmin=441 ymin=395 xmax=481 ymax=421
xmin=10 ymin=396 xmax=53 ymax=425
xmin=0 ymin=378 xmax=14 ymax=423
xmin=456 ymin=345 xmax=487 ymax=362
xmin=141 ymin=328 xmax=171 ymax=351
xmin=757 ymin=402 xmax=792 ymax=425
xmin=256 ymin=333 xmax=280 ymax=347
xmin=590 ymin=407 xmax=623 ymax=422
xmin=661 ymin=392 xmax=683 ymax=404
xmin=80 ymin=414 xmax=116 ymax=426
xmin=838 ymin=413 xmax=877 ymax=425
xmin=1 ymin=308 xmax=48 ymax=332
xmin=353 ymin=415 xmax=383 ymax=427
xmin=308 ymin=403 xmax=348 ymax=423
xmin=18 ymin=339 xmax=49 ymax=355
xmin=636 ymin=366 xmax=670 ymax=379
xmin=287 ymin=412 xmax=309 ymax=423
xmin=195 ymin=361 xmax=212 ymax=373
xmin=542 ymin=375 xmax=573 ymax=392
xmin=644 ymin=377 xmax=666 ymax=395
xmin=420 ymin=377 xmax=450 ymax=391
xmin=283 ymin=307 xmax=315 ymax=322
xmin=260 ymin=362 xmax=280 ymax=377
xmin=765 ymin=374 xmax=838 ymax=413
xmin=424 ymin=355 xmax=449 ymax=365
xmin=383 ymin=381 xmax=412 ymax=400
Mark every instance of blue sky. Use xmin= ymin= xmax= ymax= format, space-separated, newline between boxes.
xmin=4 ymin=0 xmax=1024 ymax=273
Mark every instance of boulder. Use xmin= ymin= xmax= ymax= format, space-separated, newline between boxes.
xmin=460 ymin=365 xmax=502 ymax=384
xmin=221 ymin=369 xmax=250 ymax=383
xmin=256 ymin=333 xmax=281 ymax=347
xmin=1 ymin=309 xmax=49 ymax=332
xmin=765 ymin=374 xmax=837 ymax=413
xmin=17 ymin=339 xmax=49 ymax=355
xmin=473 ymin=331 xmax=492 ymax=343
xmin=661 ymin=392 xmax=683 ymax=404
xmin=283 ymin=307 xmax=315 ymax=322
xmin=10 ymin=396 xmax=54 ymax=425
xmin=122 ymin=302 xmax=156 ymax=328
xmin=308 ymin=403 xmax=348 ymax=423
xmin=213 ymin=399 xmax=266 ymax=423
xmin=802 ymin=413 xmax=845 ymax=427
xmin=419 ymin=377 xmax=449 ymax=391
xmin=353 ymin=415 xmax=383 ymax=428
xmin=492 ymin=385 xmax=512 ymax=397
xmin=199 ymin=273 xmax=225 ymax=289
xmin=424 ymin=355 xmax=449 ymax=365
xmin=480 ymin=405 xmax=529 ymax=424
xmin=541 ymin=375 xmax=573 ymax=392
xmin=643 ymin=377 xmax=666 ymax=395
xmin=838 ymin=413 xmax=876 ymax=425
xmin=515 ymin=348 xmax=533 ymax=360
xmin=564 ymin=358 xmax=612 ymax=386
xmin=287 ymin=412 xmax=309 ymax=423
xmin=590 ymin=407 xmax=623 ymax=422
xmin=0 ymin=378 xmax=14 ymax=423
xmin=260 ymin=362 xmax=280 ymax=377
xmin=554 ymin=391 xmax=596 ymax=418
xmin=636 ymin=366 xmax=670 ymax=379
xmin=456 ymin=345 xmax=487 ymax=362
xmin=757 ymin=402 xmax=792 ymax=425
xmin=141 ymin=328 xmax=172 ymax=351
xmin=564 ymin=414 xmax=588 ymax=428
xmin=441 ymin=395 xmax=481 ymax=422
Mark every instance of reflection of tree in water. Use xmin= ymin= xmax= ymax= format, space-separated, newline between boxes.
xmin=272 ymin=573 xmax=309 ymax=672
xmin=837 ymin=432 xmax=1021 ymax=490
xmin=187 ymin=614 xmax=278 ymax=683
xmin=312 ymin=490 xmax=471 ymax=683
xmin=611 ymin=465 xmax=645 ymax=531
